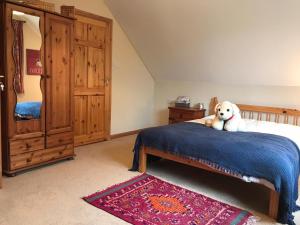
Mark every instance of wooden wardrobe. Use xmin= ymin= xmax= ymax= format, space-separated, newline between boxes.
xmin=0 ymin=0 xmax=75 ymax=176
xmin=61 ymin=6 xmax=112 ymax=146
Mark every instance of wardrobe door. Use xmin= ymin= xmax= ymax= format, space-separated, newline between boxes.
xmin=6 ymin=4 xmax=45 ymax=140
xmin=45 ymin=13 xmax=74 ymax=147
xmin=73 ymin=11 xmax=112 ymax=146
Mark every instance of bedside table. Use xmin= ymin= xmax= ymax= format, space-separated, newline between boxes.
xmin=168 ymin=107 xmax=206 ymax=124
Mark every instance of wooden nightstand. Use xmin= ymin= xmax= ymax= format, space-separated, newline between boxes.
xmin=168 ymin=107 xmax=206 ymax=124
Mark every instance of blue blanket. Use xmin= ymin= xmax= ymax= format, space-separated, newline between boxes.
xmin=15 ymin=101 xmax=41 ymax=119
xmin=130 ymin=122 xmax=300 ymax=225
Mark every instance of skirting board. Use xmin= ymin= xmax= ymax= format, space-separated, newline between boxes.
xmin=110 ymin=129 xmax=142 ymax=139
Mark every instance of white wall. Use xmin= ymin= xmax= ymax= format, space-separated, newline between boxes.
xmin=155 ymin=80 xmax=300 ymax=125
xmin=47 ymin=0 xmax=155 ymax=134
xmin=104 ymin=1 xmax=300 ymax=126
xmin=106 ymin=0 xmax=300 ymax=86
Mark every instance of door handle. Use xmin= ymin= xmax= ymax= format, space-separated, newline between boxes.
xmin=0 ymin=82 xmax=4 ymax=91
xmin=0 ymin=75 xmax=4 ymax=91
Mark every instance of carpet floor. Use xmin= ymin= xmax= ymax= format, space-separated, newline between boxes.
xmin=0 ymin=135 xmax=299 ymax=225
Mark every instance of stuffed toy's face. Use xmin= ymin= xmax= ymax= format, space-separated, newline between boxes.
xmin=215 ymin=101 xmax=239 ymax=121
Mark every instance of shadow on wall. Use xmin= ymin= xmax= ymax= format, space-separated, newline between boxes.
xmin=156 ymin=109 xmax=169 ymax=125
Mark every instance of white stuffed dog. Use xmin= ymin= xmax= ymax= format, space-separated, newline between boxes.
xmin=212 ymin=101 xmax=245 ymax=132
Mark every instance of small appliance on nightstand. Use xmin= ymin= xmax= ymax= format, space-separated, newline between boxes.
xmin=168 ymin=106 xmax=206 ymax=124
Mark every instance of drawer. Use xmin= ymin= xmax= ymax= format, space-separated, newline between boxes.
xmin=169 ymin=111 xmax=182 ymax=119
xmin=169 ymin=108 xmax=206 ymax=124
xmin=46 ymin=132 xmax=73 ymax=148
xmin=170 ymin=111 xmax=195 ymax=120
xmin=10 ymin=144 xmax=74 ymax=171
xmin=10 ymin=137 xmax=44 ymax=156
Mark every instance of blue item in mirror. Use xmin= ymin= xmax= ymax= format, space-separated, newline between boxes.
xmin=15 ymin=101 xmax=41 ymax=120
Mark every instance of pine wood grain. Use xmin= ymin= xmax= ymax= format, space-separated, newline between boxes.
xmin=2 ymin=3 xmax=75 ymax=175
xmin=45 ymin=14 xmax=73 ymax=133
xmin=62 ymin=6 xmax=112 ymax=146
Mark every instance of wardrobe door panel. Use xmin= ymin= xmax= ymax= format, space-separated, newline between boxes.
xmin=87 ymin=47 xmax=105 ymax=90
xmin=45 ymin=13 xmax=73 ymax=135
xmin=75 ymin=21 xmax=87 ymax=41
xmin=87 ymin=24 xmax=105 ymax=48
xmin=74 ymin=96 xmax=88 ymax=137
xmin=87 ymin=95 xmax=105 ymax=136
xmin=74 ymin=45 xmax=87 ymax=88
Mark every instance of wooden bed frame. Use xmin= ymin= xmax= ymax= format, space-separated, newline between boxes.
xmin=139 ymin=97 xmax=300 ymax=220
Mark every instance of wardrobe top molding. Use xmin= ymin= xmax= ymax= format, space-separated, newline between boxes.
xmin=4 ymin=0 xmax=76 ymax=20
xmin=60 ymin=6 xmax=113 ymax=23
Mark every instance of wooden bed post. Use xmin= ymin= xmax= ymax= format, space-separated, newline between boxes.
xmin=209 ymin=97 xmax=219 ymax=115
xmin=269 ymin=189 xmax=279 ymax=219
xmin=139 ymin=146 xmax=147 ymax=173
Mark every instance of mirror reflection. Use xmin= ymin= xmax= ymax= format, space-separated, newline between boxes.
xmin=12 ymin=11 xmax=43 ymax=121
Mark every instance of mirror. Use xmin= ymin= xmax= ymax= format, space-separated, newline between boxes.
xmin=12 ymin=11 xmax=43 ymax=121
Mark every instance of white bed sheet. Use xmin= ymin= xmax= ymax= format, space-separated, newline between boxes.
xmin=188 ymin=116 xmax=300 ymax=189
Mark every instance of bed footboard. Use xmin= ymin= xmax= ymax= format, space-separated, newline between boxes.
xmin=139 ymin=146 xmax=279 ymax=220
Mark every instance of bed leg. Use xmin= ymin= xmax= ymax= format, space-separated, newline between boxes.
xmin=139 ymin=146 xmax=147 ymax=173
xmin=269 ymin=189 xmax=279 ymax=220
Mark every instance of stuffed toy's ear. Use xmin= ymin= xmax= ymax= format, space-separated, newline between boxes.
xmin=214 ymin=103 xmax=221 ymax=114
xmin=231 ymin=103 xmax=240 ymax=115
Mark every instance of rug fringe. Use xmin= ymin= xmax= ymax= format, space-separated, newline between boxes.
xmin=82 ymin=173 xmax=149 ymax=200
xmin=243 ymin=216 xmax=260 ymax=225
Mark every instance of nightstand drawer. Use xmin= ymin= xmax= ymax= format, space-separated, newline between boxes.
xmin=168 ymin=107 xmax=206 ymax=124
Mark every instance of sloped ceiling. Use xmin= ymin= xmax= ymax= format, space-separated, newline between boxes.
xmin=106 ymin=0 xmax=300 ymax=86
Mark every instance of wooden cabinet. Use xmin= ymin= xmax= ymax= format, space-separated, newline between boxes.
xmin=62 ymin=7 xmax=112 ymax=146
xmin=0 ymin=1 xmax=75 ymax=176
xmin=168 ymin=107 xmax=206 ymax=124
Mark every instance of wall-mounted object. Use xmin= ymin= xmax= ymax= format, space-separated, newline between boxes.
xmin=26 ymin=49 xmax=42 ymax=75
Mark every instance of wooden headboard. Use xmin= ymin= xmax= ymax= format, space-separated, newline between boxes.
xmin=210 ymin=97 xmax=300 ymax=126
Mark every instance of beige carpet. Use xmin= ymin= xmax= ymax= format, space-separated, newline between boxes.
xmin=0 ymin=135 xmax=299 ymax=225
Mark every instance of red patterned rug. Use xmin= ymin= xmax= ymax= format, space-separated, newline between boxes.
xmin=83 ymin=174 xmax=254 ymax=225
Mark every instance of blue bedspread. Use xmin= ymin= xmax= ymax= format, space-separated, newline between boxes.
xmin=130 ymin=122 xmax=300 ymax=225
xmin=15 ymin=101 xmax=41 ymax=119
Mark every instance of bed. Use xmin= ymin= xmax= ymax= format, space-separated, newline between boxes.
xmin=130 ymin=97 xmax=300 ymax=225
